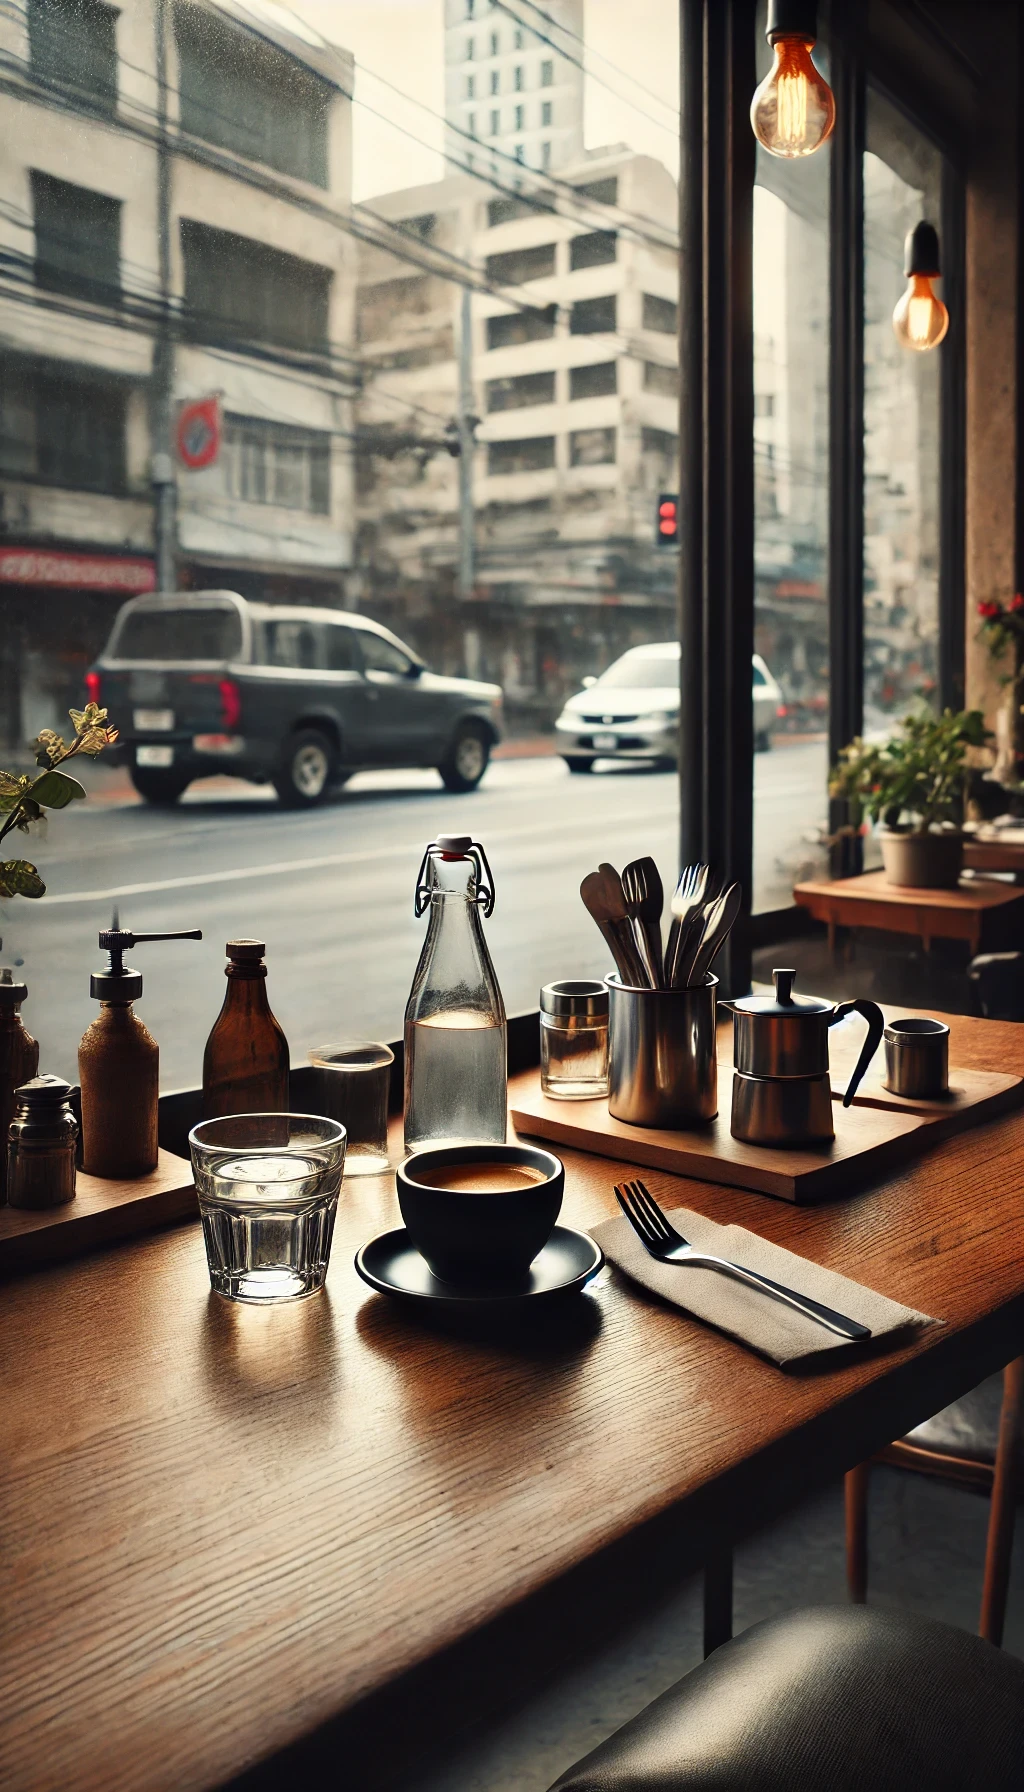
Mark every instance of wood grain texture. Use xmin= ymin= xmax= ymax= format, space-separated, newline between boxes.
xmin=793 ymin=871 xmax=1024 ymax=953
xmin=2 ymin=1010 xmax=1024 ymax=1791
xmin=0 ymin=1149 xmax=195 ymax=1275
xmin=511 ymin=1067 xmax=929 ymax=1202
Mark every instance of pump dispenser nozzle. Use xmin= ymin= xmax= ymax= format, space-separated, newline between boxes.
xmin=90 ymin=927 xmax=202 ymax=1001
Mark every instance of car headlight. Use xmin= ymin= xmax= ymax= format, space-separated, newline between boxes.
xmin=643 ymin=711 xmax=679 ymax=729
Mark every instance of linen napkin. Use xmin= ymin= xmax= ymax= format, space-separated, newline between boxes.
xmin=592 ymin=1205 xmax=938 ymax=1369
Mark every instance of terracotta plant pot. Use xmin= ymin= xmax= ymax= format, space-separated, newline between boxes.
xmin=879 ymin=830 xmax=964 ymax=889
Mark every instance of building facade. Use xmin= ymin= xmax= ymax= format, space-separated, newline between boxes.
xmin=444 ymin=0 xmax=584 ymax=179
xmin=0 ymin=0 xmax=356 ymax=749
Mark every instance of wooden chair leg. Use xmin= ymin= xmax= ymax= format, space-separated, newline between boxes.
xmin=845 ymin=1462 xmax=870 ymax=1603
xmin=703 ymin=1544 xmax=733 ymax=1658
xmin=979 ymin=1356 xmax=1024 ymax=1646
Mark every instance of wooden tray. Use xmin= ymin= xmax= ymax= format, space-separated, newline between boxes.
xmin=0 ymin=1149 xmax=196 ymax=1276
xmin=510 ymin=1067 xmax=931 ymax=1204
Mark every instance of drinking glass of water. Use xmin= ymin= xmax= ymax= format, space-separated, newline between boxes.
xmin=307 ymin=1042 xmax=393 ymax=1176
xmin=189 ymin=1113 xmax=347 ymax=1303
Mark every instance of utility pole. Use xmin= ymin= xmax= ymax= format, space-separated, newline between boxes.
xmin=456 ymin=284 xmax=475 ymax=603
xmin=151 ymin=0 xmax=176 ymax=592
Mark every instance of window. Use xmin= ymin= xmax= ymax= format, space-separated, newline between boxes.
xmin=575 ymin=177 xmax=618 ymax=205
xmin=259 ymin=619 xmax=323 ymax=669
xmin=468 ymin=111 xmax=477 ymax=136
xmin=541 ymin=59 xmax=554 ymax=85
xmin=490 ymin=108 xmax=500 ymax=134
xmin=642 ymin=360 xmax=678 ymax=398
xmin=514 ymin=66 xmax=524 ymax=91
xmin=514 ymin=27 xmax=524 ymax=49
xmin=488 ymin=196 xmax=537 ymax=226
xmin=490 ymin=70 xmax=500 ymax=94
xmin=541 ymin=141 xmax=551 ymax=169
xmin=486 ymin=371 xmax=556 ymax=412
xmin=514 ymin=105 xmax=525 ymax=130
xmin=466 ymin=36 xmax=474 ymax=58
xmin=0 ymin=355 xmax=127 ymax=493
xmin=360 ymin=633 xmax=415 ymax=676
xmin=570 ymin=361 xmax=617 ymax=400
xmin=570 ymin=427 xmax=616 ymax=467
xmin=490 ymin=30 xmax=499 ymax=54
xmin=570 ymin=231 xmax=617 ymax=272
xmin=112 ymin=606 xmax=243 ymax=661
xmin=485 ymin=243 xmax=555 ymax=284
xmin=570 ymin=295 xmax=617 ymax=335
xmin=753 ymin=392 xmax=775 ymax=417
xmin=181 ymin=221 xmax=332 ymax=353
xmin=466 ymin=0 xmax=474 ymax=14
xmin=515 ymin=144 xmax=524 ymax=163
xmin=488 ymin=437 xmax=556 ymax=475
xmin=642 ymin=292 xmax=678 ymax=334
xmin=486 ymin=306 xmax=557 ymax=349
xmin=541 ymin=100 xmax=552 ymax=127
xmin=31 ymin=171 xmax=120 ymax=304
xmin=222 ymin=415 xmax=331 ymax=514
xmin=322 ymin=626 xmax=358 ymax=672
xmin=174 ymin=2 xmax=330 ymax=187
xmin=27 ymin=0 xmax=117 ymax=111
xmin=641 ymin=425 xmax=678 ymax=462
xmin=466 ymin=74 xmax=475 ymax=98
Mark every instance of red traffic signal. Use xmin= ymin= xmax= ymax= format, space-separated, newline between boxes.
xmin=657 ymin=493 xmax=679 ymax=545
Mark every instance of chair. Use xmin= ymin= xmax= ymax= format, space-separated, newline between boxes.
xmin=845 ymin=1357 xmax=1023 ymax=1645
xmin=969 ymin=951 xmax=1024 ymax=1020
xmin=548 ymin=1604 xmax=1024 ymax=1791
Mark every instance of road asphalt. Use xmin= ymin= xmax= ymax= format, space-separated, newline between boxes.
xmin=2 ymin=741 xmax=827 ymax=1090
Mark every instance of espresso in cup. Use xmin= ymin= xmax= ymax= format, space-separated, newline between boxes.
xmin=397 ymin=1143 xmax=564 ymax=1284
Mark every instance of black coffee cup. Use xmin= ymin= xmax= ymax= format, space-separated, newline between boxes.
xmin=397 ymin=1143 xmax=564 ymax=1285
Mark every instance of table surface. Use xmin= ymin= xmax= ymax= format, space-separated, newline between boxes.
xmin=793 ymin=870 xmax=1024 ymax=910
xmin=4 ymin=1011 xmax=1024 ymax=1792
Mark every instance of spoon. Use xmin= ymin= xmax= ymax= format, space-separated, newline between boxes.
xmin=580 ymin=870 xmax=649 ymax=988
xmin=621 ymin=856 xmax=665 ymax=988
xmin=597 ymin=863 xmax=652 ymax=988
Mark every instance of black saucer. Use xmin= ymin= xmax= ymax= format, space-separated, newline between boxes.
xmin=354 ymin=1226 xmax=604 ymax=1312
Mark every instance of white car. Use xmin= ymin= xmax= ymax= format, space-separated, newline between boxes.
xmin=555 ymin=643 xmax=783 ymax=771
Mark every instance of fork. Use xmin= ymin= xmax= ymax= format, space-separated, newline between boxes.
xmin=613 ymin=1179 xmax=871 ymax=1341
xmin=665 ymin=862 xmax=711 ymax=987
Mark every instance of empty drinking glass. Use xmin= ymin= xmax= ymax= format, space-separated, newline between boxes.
xmin=307 ymin=1042 xmax=393 ymax=1176
xmin=189 ymin=1113 xmax=347 ymax=1303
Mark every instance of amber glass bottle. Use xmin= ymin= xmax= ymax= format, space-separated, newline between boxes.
xmin=202 ymin=941 xmax=290 ymax=1119
xmin=0 ymin=969 xmax=40 ymax=1201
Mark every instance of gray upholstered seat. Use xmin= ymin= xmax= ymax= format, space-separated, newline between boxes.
xmin=548 ymin=1605 xmax=1024 ymax=1791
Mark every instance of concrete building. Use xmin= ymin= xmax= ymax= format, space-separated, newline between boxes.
xmin=0 ymin=0 xmax=356 ymax=748
xmin=444 ymin=0 xmax=584 ymax=178
xmin=353 ymin=146 xmax=680 ymax=724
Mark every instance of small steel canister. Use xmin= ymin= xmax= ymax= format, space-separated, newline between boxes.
xmin=6 ymin=1074 xmax=78 ymax=1209
xmin=540 ymin=980 xmax=609 ymax=1100
xmin=883 ymin=1018 xmax=950 ymax=1099
xmin=606 ymin=974 xmax=718 ymax=1128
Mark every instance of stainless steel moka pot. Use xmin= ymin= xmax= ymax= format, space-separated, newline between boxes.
xmin=725 ymin=969 xmax=884 ymax=1146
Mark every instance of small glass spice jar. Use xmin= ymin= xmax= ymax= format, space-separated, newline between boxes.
xmin=7 ymin=1075 xmax=78 ymax=1210
xmin=540 ymin=981 xmax=610 ymax=1100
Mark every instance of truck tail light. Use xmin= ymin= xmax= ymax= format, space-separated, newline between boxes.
xmin=219 ymin=678 xmax=241 ymax=731
xmin=85 ymin=671 xmax=102 ymax=706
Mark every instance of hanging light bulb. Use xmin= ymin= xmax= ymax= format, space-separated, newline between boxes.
xmin=750 ymin=0 xmax=835 ymax=159
xmin=892 ymin=221 xmax=949 ymax=352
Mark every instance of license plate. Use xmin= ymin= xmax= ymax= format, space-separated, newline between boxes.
xmin=136 ymin=745 xmax=174 ymax=768
xmin=593 ymin=731 xmax=618 ymax=751
xmin=134 ymin=708 xmax=174 ymax=730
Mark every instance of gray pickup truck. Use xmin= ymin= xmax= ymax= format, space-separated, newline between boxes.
xmin=90 ymin=591 xmax=504 ymax=807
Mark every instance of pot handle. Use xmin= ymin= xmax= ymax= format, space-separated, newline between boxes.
xmin=830 ymin=999 xmax=885 ymax=1108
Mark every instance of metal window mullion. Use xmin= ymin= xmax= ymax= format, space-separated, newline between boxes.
xmin=939 ymin=160 xmax=966 ymax=711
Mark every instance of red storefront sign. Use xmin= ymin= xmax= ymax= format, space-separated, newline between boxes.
xmin=0 ymin=548 xmax=156 ymax=592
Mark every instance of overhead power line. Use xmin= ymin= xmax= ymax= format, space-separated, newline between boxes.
xmin=491 ymin=0 xmax=678 ymax=142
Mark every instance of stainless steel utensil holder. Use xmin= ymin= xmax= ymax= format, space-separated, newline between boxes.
xmin=606 ymin=975 xmax=718 ymax=1128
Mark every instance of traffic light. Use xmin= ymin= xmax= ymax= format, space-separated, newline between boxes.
xmin=657 ymin=493 xmax=679 ymax=545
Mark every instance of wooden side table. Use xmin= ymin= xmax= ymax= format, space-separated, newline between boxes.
xmin=793 ymin=871 xmax=1024 ymax=956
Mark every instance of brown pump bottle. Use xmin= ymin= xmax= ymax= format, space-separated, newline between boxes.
xmin=203 ymin=941 xmax=290 ymax=1118
xmin=78 ymin=926 xmax=202 ymax=1179
xmin=0 ymin=968 xmax=40 ymax=1201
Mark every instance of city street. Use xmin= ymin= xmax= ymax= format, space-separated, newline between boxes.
xmin=4 ymin=741 xmax=827 ymax=1089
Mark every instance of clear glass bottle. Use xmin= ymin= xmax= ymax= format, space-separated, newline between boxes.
xmin=404 ymin=835 xmax=507 ymax=1150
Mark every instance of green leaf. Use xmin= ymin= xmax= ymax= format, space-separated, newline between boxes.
xmin=30 ymin=769 xmax=86 ymax=809
xmin=0 ymin=860 xmax=45 ymax=899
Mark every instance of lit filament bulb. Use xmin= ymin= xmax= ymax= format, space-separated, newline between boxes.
xmin=750 ymin=21 xmax=835 ymax=159
xmin=892 ymin=224 xmax=949 ymax=354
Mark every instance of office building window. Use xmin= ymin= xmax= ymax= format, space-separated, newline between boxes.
xmin=514 ymin=65 xmax=524 ymax=91
xmin=487 ymin=196 xmax=535 ymax=226
xmin=466 ymin=74 xmax=475 ymax=98
xmin=515 ymin=144 xmax=525 ymax=162
xmin=486 ymin=371 xmax=556 ymax=412
xmin=514 ymin=27 xmax=524 ymax=48
xmin=31 ymin=170 xmax=120 ymax=304
xmin=490 ymin=108 xmax=500 ymax=134
xmin=466 ymin=35 xmax=474 ymax=58
xmin=466 ymin=0 xmax=474 ymax=14
xmin=0 ymin=355 xmax=127 ymax=493
xmin=490 ymin=69 xmax=499 ymax=94
xmin=488 ymin=436 xmax=556 ymax=474
xmin=468 ymin=111 xmax=477 ymax=136
xmin=570 ymin=294 xmax=617 ymax=334
xmin=570 ymin=427 xmax=616 ymax=467
xmin=223 ymin=415 xmax=330 ymax=514
xmin=569 ymin=361 xmax=617 ymax=400
xmin=541 ymin=58 xmax=554 ymax=85
xmin=643 ymin=360 xmax=679 ymax=398
xmin=27 ymin=0 xmax=117 ymax=111
xmin=486 ymin=243 xmax=556 ymax=283
xmin=181 ymin=220 xmax=331 ymax=353
xmin=541 ymin=140 xmax=551 ymax=169
xmin=642 ymin=291 xmax=678 ymax=333
xmin=490 ymin=30 xmax=499 ymax=53
xmin=570 ymin=231 xmax=617 ymax=272
xmin=514 ymin=104 xmax=524 ymax=130
xmin=486 ymin=306 xmax=557 ymax=348
xmin=575 ymin=176 xmax=619 ymax=205
xmin=174 ymin=1 xmax=330 ymax=187
xmin=541 ymin=100 xmax=552 ymax=126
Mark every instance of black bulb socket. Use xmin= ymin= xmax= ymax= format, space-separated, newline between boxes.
xmin=904 ymin=221 xmax=941 ymax=278
xmin=767 ymin=0 xmax=818 ymax=42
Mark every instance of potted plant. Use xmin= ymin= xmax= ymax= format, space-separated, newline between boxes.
xmin=0 ymin=703 xmax=118 ymax=900
xmin=830 ymin=706 xmax=990 ymax=888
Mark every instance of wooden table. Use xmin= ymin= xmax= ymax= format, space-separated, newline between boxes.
xmin=793 ymin=869 xmax=1024 ymax=955
xmin=964 ymin=832 xmax=1024 ymax=880
xmin=4 ymin=1012 xmax=1024 ymax=1792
